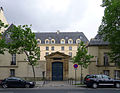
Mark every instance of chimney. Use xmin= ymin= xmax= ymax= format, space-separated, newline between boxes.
xmin=56 ymin=30 xmax=60 ymax=34
xmin=0 ymin=7 xmax=3 ymax=11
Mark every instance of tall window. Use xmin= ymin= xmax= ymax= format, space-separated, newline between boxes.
xmin=10 ymin=69 xmax=15 ymax=77
xmin=104 ymin=53 xmax=109 ymax=66
xmin=51 ymin=46 xmax=54 ymax=51
xmin=46 ymin=46 xmax=49 ymax=51
xmin=61 ymin=46 xmax=64 ymax=51
xmin=103 ymin=70 xmax=109 ymax=76
xmin=11 ymin=54 xmax=16 ymax=65
xmin=114 ymin=70 xmax=120 ymax=80
xmin=69 ymin=46 xmax=72 ymax=51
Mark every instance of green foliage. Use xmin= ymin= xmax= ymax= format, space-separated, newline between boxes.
xmin=0 ymin=20 xmax=8 ymax=54
xmin=6 ymin=25 xmax=40 ymax=66
xmin=73 ymin=41 xmax=93 ymax=68
xmin=0 ymin=20 xmax=8 ymax=30
xmin=99 ymin=0 xmax=120 ymax=64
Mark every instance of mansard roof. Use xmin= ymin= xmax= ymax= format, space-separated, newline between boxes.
xmin=4 ymin=24 xmax=89 ymax=44
xmin=35 ymin=32 xmax=89 ymax=44
xmin=88 ymin=34 xmax=109 ymax=46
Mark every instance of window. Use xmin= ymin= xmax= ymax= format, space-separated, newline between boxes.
xmin=104 ymin=53 xmax=109 ymax=66
xmin=68 ymin=39 xmax=73 ymax=44
xmin=69 ymin=46 xmax=72 ymax=51
xmin=37 ymin=39 xmax=41 ymax=44
xmin=37 ymin=41 xmax=40 ymax=44
xmin=45 ymin=39 xmax=49 ymax=44
xmin=61 ymin=46 xmax=64 ymax=51
xmin=51 ymin=39 xmax=55 ymax=44
xmin=10 ymin=69 xmax=15 ymax=77
xmin=51 ymin=46 xmax=54 ymax=51
xmin=46 ymin=46 xmax=49 ymax=51
xmin=114 ymin=70 xmax=120 ymax=80
xmin=46 ymin=52 xmax=49 ymax=56
xmin=61 ymin=39 xmax=65 ymax=44
xmin=11 ymin=54 xmax=16 ymax=65
xmin=69 ymin=52 xmax=72 ymax=57
xmin=103 ymin=70 xmax=109 ymax=76
xmin=76 ymin=39 xmax=81 ymax=44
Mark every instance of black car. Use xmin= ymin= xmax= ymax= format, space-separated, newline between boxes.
xmin=84 ymin=74 xmax=120 ymax=88
xmin=0 ymin=77 xmax=35 ymax=88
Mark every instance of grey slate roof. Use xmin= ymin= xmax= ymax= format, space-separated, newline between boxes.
xmin=88 ymin=34 xmax=109 ymax=46
xmin=35 ymin=32 xmax=89 ymax=44
xmin=3 ymin=24 xmax=89 ymax=44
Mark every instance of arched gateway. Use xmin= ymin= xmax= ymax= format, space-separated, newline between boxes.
xmin=45 ymin=52 xmax=70 ymax=81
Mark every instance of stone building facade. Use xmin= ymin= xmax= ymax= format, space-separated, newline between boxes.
xmin=88 ymin=34 xmax=120 ymax=79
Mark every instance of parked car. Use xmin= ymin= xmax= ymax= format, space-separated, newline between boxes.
xmin=0 ymin=77 xmax=35 ymax=88
xmin=84 ymin=74 xmax=120 ymax=88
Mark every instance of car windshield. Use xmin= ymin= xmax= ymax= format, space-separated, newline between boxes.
xmin=7 ymin=77 xmax=25 ymax=81
xmin=85 ymin=75 xmax=96 ymax=79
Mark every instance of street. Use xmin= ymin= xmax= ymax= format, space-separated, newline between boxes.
xmin=0 ymin=88 xmax=120 ymax=93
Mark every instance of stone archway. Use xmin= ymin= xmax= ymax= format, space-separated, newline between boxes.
xmin=45 ymin=51 xmax=70 ymax=81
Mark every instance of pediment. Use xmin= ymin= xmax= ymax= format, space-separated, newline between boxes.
xmin=45 ymin=51 xmax=70 ymax=59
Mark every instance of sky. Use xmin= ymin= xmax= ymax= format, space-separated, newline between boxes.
xmin=1 ymin=0 xmax=104 ymax=40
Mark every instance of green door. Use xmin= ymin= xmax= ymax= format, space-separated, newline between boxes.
xmin=52 ymin=62 xmax=63 ymax=81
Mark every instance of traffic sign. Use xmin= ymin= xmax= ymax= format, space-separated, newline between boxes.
xmin=73 ymin=64 xmax=78 ymax=69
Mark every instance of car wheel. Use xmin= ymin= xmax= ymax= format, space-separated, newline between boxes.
xmin=2 ymin=84 xmax=8 ymax=88
xmin=92 ymin=83 xmax=98 ymax=88
xmin=115 ymin=83 xmax=120 ymax=88
xmin=25 ymin=84 xmax=30 ymax=88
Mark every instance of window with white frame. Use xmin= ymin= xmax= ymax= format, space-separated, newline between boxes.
xmin=61 ymin=39 xmax=65 ymax=44
xmin=68 ymin=39 xmax=73 ymax=44
xmin=45 ymin=39 xmax=49 ymax=44
xmin=76 ymin=39 xmax=81 ymax=44
xmin=51 ymin=39 xmax=55 ymax=44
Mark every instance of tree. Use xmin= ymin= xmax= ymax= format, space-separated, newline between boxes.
xmin=72 ymin=41 xmax=93 ymax=84
xmin=0 ymin=20 xmax=8 ymax=54
xmin=99 ymin=0 xmax=120 ymax=65
xmin=6 ymin=24 xmax=40 ymax=80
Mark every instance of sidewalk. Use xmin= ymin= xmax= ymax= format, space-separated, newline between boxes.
xmin=35 ymin=81 xmax=86 ymax=88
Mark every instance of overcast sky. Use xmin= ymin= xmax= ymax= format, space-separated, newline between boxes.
xmin=1 ymin=0 xmax=104 ymax=40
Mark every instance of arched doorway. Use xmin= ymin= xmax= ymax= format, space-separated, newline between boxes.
xmin=52 ymin=62 xmax=63 ymax=81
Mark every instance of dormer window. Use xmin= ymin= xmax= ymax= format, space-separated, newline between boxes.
xmin=68 ymin=39 xmax=73 ymax=44
xmin=37 ymin=39 xmax=41 ymax=44
xmin=45 ymin=39 xmax=49 ymax=44
xmin=76 ymin=39 xmax=81 ymax=44
xmin=61 ymin=39 xmax=65 ymax=44
xmin=51 ymin=39 xmax=55 ymax=44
